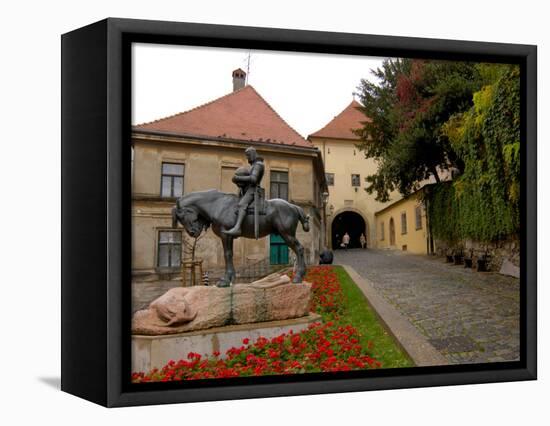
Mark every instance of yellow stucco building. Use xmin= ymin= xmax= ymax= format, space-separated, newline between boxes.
xmin=374 ymin=189 xmax=431 ymax=254
xmin=309 ymin=100 xmax=433 ymax=254
xmin=132 ymin=70 xmax=327 ymax=281
xmin=308 ymin=100 xmax=389 ymax=249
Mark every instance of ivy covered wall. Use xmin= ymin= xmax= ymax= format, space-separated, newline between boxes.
xmin=427 ymin=65 xmax=520 ymax=244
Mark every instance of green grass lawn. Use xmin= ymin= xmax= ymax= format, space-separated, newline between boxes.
xmin=332 ymin=266 xmax=414 ymax=368
xmin=133 ymin=265 xmax=413 ymax=382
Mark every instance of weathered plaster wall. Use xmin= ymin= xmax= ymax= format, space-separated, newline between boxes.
xmin=132 ymin=137 xmax=323 ymax=278
xmin=309 ymin=136 xmax=393 ymax=248
xmin=375 ymin=193 xmax=429 ymax=255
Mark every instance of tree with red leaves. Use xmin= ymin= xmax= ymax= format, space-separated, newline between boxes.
xmin=354 ymin=58 xmax=482 ymax=202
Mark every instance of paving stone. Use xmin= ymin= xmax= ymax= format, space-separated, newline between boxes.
xmin=428 ymin=336 xmax=477 ymax=353
xmin=334 ymin=249 xmax=520 ymax=365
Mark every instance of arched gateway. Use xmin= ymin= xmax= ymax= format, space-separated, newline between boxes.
xmin=331 ymin=210 xmax=367 ymax=249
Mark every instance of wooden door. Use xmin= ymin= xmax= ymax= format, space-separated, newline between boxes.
xmin=389 ymin=218 xmax=396 ymax=246
xmin=269 ymin=234 xmax=289 ymax=264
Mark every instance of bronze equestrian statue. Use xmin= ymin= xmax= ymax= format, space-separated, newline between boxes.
xmin=172 ymin=147 xmax=310 ymax=287
xmin=223 ymin=147 xmax=264 ymax=237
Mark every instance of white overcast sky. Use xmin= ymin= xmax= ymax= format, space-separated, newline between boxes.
xmin=132 ymin=43 xmax=387 ymax=138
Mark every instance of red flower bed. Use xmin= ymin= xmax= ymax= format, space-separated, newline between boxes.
xmin=303 ymin=266 xmax=345 ymax=316
xmin=132 ymin=266 xmax=381 ymax=383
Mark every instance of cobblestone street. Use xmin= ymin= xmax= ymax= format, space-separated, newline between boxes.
xmin=334 ymin=248 xmax=520 ymax=365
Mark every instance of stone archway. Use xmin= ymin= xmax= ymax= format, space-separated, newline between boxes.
xmin=331 ymin=210 xmax=367 ymax=249
xmin=389 ymin=217 xmax=396 ymax=246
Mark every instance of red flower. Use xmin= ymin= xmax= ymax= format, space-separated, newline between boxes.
xmin=268 ymin=349 xmax=280 ymax=359
xmin=131 ymin=266 xmax=383 ymax=383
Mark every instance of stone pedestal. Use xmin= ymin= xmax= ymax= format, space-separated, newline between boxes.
xmin=132 ymin=273 xmax=312 ymax=335
xmin=131 ymin=272 xmax=318 ymax=372
xmin=132 ymin=313 xmax=321 ymax=372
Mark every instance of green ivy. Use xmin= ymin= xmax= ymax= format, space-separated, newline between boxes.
xmin=427 ymin=65 xmax=520 ymax=243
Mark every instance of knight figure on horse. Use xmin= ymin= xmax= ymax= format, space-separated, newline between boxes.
xmin=171 ymin=146 xmax=310 ymax=286
xmin=223 ymin=146 xmax=264 ymax=238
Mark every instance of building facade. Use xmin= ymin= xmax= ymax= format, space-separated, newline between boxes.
xmin=309 ymin=100 xmax=439 ymax=255
xmin=375 ymin=189 xmax=431 ymax=254
xmin=132 ymin=72 xmax=327 ymax=281
xmin=308 ymin=100 xmax=391 ymax=249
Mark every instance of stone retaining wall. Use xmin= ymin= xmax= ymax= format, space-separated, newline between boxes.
xmin=435 ymin=236 xmax=520 ymax=271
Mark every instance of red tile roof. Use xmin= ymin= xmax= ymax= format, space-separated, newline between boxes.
xmin=134 ymin=85 xmax=311 ymax=148
xmin=308 ymin=100 xmax=369 ymax=141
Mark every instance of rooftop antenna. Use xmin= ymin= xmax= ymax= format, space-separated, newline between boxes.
xmin=245 ymin=50 xmax=251 ymax=85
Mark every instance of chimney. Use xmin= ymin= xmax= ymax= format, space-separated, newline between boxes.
xmin=232 ymin=68 xmax=246 ymax=92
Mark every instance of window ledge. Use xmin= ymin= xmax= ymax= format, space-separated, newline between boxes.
xmin=133 ymin=195 xmax=179 ymax=203
xmin=155 ymin=267 xmax=181 ymax=274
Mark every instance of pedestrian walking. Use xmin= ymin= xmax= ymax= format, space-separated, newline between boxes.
xmin=360 ymin=233 xmax=366 ymax=249
xmin=342 ymin=232 xmax=350 ymax=250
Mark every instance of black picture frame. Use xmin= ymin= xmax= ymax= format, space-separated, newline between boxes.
xmin=61 ymin=17 xmax=537 ymax=407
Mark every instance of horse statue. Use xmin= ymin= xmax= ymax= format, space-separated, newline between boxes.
xmin=171 ymin=189 xmax=310 ymax=287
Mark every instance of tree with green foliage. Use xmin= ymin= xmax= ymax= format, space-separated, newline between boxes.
xmin=354 ymin=59 xmax=482 ymax=202
xmin=355 ymin=59 xmax=520 ymax=242
xmin=429 ymin=64 xmax=520 ymax=242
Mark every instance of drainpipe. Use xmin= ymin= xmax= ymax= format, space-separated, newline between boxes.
xmin=322 ymin=191 xmax=329 ymax=249
xmin=425 ymin=198 xmax=434 ymax=255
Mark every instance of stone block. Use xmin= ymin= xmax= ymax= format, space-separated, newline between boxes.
xmin=499 ymin=259 xmax=520 ymax=278
xmin=132 ymin=272 xmax=312 ymax=335
xmin=132 ymin=314 xmax=321 ymax=372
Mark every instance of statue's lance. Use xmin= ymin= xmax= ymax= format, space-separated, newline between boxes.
xmin=254 ymin=186 xmax=259 ymax=239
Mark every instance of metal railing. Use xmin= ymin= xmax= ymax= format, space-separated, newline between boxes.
xmin=187 ymin=257 xmax=291 ymax=285
xmin=236 ymin=257 xmax=290 ymax=283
